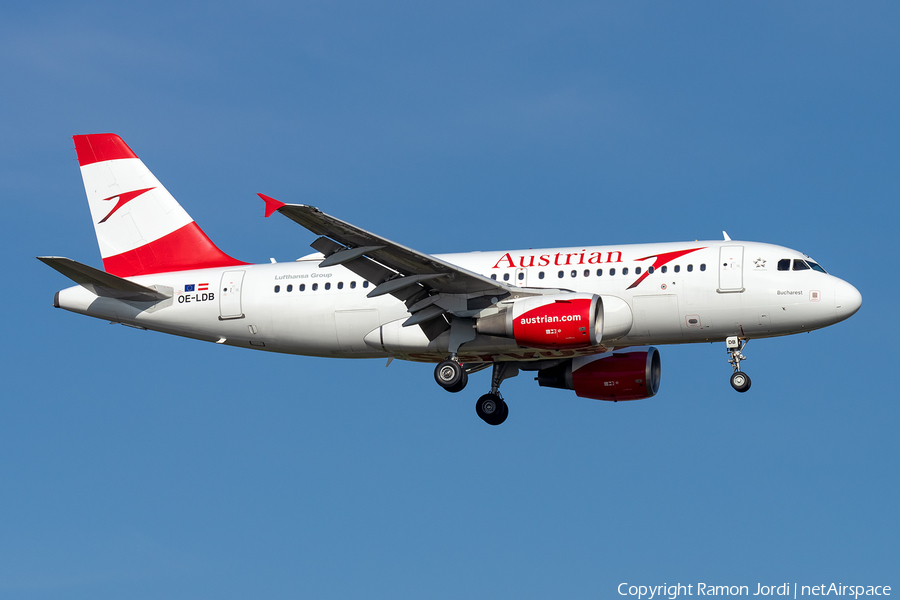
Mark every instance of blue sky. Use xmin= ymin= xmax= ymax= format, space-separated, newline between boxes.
xmin=2 ymin=2 xmax=897 ymax=598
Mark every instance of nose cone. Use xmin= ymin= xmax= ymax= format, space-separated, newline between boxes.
xmin=834 ymin=279 xmax=862 ymax=321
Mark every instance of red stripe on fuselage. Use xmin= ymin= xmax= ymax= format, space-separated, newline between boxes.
xmin=102 ymin=222 xmax=249 ymax=277
xmin=626 ymin=247 xmax=706 ymax=290
xmin=73 ymin=133 xmax=139 ymax=166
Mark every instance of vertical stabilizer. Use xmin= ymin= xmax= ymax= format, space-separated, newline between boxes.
xmin=74 ymin=134 xmax=246 ymax=277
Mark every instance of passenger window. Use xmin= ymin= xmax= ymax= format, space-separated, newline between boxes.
xmin=312 ymin=283 xmax=318 ymax=291
xmin=338 ymin=282 xmax=344 ymax=289
xmin=583 ymin=269 xmax=590 ymax=277
xmin=325 ymin=282 xmax=331 ymax=290
xmin=596 ymin=269 xmax=603 ymax=276
xmin=609 ymin=268 xmax=616 ymax=276
xmin=570 ymin=270 xmax=577 ymax=277
xmin=635 ymin=267 xmax=641 ymax=275
xmin=674 ymin=265 xmax=680 ymax=273
xmin=777 ymin=259 xmax=791 ymax=271
xmin=503 ymin=273 xmax=510 ymax=281
xmin=687 ymin=264 xmax=693 ymax=272
xmin=274 ymin=285 xmax=280 ymax=293
xmin=287 ymin=284 xmax=293 ymax=292
xmin=622 ymin=267 xmax=629 ymax=275
xmin=793 ymin=259 xmax=810 ymax=271
xmin=648 ymin=266 xmax=654 ymax=274
xmin=300 ymin=284 xmax=305 ymax=291
xmin=350 ymin=281 xmax=356 ymax=289
xmin=539 ymin=271 xmax=545 ymax=279
xmin=491 ymin=274 xmax=497 ymax=280
xmin=363 ymin=281 xmax=369 ymax=288
xmin=558 ymin=271 xmax=564 ymax=278
xmin=518 ymin=272 xmax=524 ymax=281
xmin=661 ymin=266 xmax=667 ymax=274
xmin=700 ymin=264 xmax=706 ymax=271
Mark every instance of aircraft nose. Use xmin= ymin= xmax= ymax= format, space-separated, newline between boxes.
xmin=834 ymin=279 xmax=862 ymax=319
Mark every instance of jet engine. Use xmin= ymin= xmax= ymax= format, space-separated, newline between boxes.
xmin=537 ymin=347 xmax=661 ymax=401
xmin=475 ymin=293 xmax=633 ymax=349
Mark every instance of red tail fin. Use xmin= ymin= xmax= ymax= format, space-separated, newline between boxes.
xmin=74 ymin=134 xmax=248 ymax=276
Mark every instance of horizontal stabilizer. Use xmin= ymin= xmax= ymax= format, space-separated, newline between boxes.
xmin=37 ymin=256 xmax=171 ymax=301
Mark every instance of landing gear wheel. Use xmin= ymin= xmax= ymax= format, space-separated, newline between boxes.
xmin=730 ymin=371 xmax=751 ymax=393
xmin=435 ymin=360 xmax=466 ymax=391
xmin=445 ymin=370 xmax=468 ymax=393
xmin=497 ymin=399 xmax=509 ymax=424
xmin=476 ymin=393 xmax=508 ymax=426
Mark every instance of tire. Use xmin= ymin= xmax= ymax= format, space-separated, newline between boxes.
xmin=476 ymin=394 xmax=507 ymax=425
xmin=494 ymin=400 xmax=509 ymax=425
xmin=434 ymin=360 xmax=463 ymax=389
xmin=730 ymin=371 xmax=751 ymax=393
xmin=445 ymin=369 xmax=468 ymax=393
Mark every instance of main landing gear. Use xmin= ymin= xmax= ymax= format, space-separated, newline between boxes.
xmin=475 ymin=363 xmax=518 ymax=426
xmin=433 ymin=358 xmax=518 ymax=425
xmin=476 ymin=393 xmax=507 ymax=426
xmin=434 ymin=358 xmax=468 ymax=393
xmin=726 ymin=336 xmax=751 ymax=393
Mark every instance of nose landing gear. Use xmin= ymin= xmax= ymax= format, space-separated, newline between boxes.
xmin=726 ymin=336 xmax=751 ymax=392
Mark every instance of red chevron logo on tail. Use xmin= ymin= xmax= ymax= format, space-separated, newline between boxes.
xmin=98 ymin=187 xmax=155 ymax=224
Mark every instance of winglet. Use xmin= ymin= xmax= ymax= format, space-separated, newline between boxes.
xmin=258 ymin=193 xmax=286 ymax=218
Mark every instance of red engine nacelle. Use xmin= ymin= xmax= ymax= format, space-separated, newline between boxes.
xmin=512 ymin=295 xmax=601 ymax=349
xmin=476 ymin=293 xmax=602 ymax=349
xmin=537 ymin=347 xmax=661 ymax=401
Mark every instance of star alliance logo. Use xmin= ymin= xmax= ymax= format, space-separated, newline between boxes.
xmin=754 ymin=258 xmax=766 ymax=268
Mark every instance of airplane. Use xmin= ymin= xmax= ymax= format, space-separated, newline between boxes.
xmin=40 ymin=134 xmax=862 ymax=425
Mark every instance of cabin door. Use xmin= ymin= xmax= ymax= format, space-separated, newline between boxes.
xmin=718 ymin=246 xmax=744 ymax=293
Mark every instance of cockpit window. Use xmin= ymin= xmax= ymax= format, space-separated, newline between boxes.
xmin=792 ymin=259 xmax=810 ymax=271
xmin=807 ymin=261 xmax=827 ymax=273
xmin=777 ymin=259 xmax=791 ymax=271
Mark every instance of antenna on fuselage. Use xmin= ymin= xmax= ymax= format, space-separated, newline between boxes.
xmin=723 ymin=231 xmax=731 ymax=241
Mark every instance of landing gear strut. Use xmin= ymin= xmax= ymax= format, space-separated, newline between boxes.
xmin=726 ymin=336 xmax=751 ymax=393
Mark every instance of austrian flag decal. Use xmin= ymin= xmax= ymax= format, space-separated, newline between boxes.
xmin=178 ymin=282 xmax=215 ymax=305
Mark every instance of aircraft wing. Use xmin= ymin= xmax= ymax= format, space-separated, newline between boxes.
xmin=259 ymin=194 xmax=531 ymax=337
xmin=260 ymin=195 xmax=512 ymax=297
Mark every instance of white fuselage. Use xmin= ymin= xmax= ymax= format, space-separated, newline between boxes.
xmin=55 ymin=240 xmax=861 ymax=363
